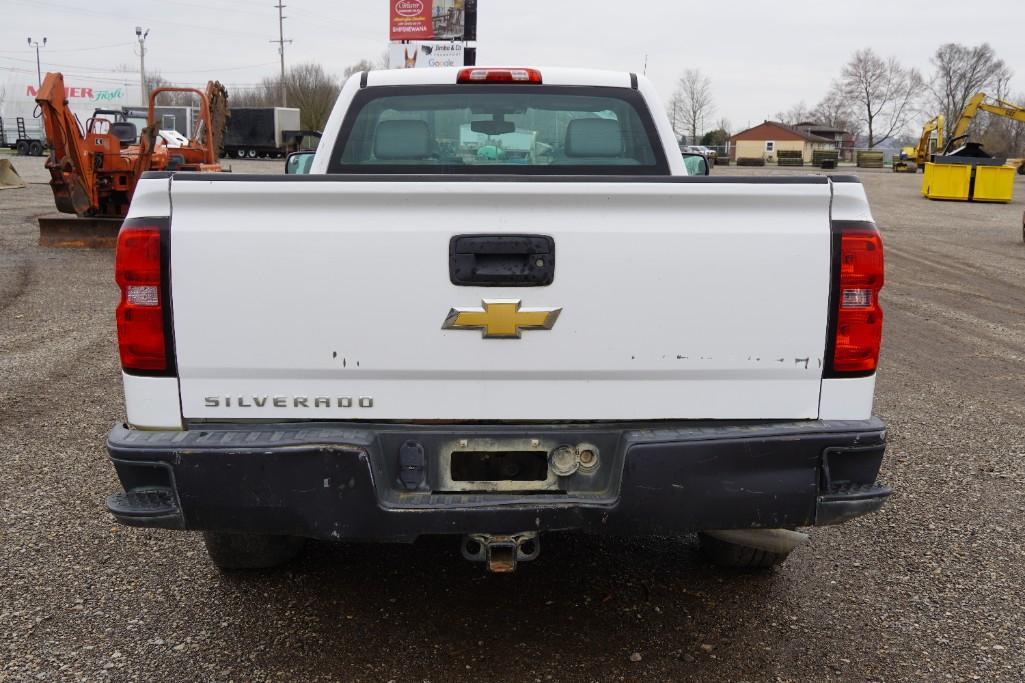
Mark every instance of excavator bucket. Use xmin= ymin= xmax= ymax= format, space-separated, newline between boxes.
xmin=37 ymin=214 xmax=122 ymax=248
xmin=206 ymin=80 xmax=230 ymax=158
xmin=0 ymin=159 xmax=27 ymax=189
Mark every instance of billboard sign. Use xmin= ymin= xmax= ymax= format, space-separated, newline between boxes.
xmin=388 ymin=41 xmax=465 ymax=69
xmin=390 ymin=0 xmax=465 ymax=41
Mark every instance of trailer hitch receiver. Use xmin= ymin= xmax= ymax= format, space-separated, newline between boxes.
xmin=461 ymin=532 xmax=540 ymax=573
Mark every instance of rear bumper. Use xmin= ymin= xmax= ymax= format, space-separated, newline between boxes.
xmin=105 ymin=419 xmax=890 ymax=541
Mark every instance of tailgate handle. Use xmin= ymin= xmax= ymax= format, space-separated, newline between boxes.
xmin=449 ymin=234 xmax=555 ymax=287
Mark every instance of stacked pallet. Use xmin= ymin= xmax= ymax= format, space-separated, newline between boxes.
xmin=812 ymin=150 xmax=840 ymax=166
xmin=736 ymin=157 xmax=766 ymax=167
xmin=857 ymin=151 xmax=885 ymax=168
xmin=777 ymin=150 xmax=804 ymax=167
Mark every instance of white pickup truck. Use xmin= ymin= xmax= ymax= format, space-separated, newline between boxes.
xmin=106 ymin=67 xmax=889 ymax=573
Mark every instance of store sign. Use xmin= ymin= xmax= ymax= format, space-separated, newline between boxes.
xmin=25 ymin=84 xmax=125 ymax=102
xmin=389 ymin=0 xmax=465 ymax=40
xmin=388 ymin=41 xmax=464 ymax=69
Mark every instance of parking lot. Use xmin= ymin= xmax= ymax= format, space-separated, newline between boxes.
xmin=2 ymin=155 xmax=1024 ymax=682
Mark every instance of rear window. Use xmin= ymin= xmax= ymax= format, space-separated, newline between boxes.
xmin=328 ymin=85 xmax=668 ymax=175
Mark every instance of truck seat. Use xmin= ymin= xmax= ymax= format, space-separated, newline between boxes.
xmin=110 ymin=121 xmax=138 ymax=148
xmin=374 ymin=120 xmax=431 ymax=160
xmin=564 ymin=118 xmax=625 ymax=158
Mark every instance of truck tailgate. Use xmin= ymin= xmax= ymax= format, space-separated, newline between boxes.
xmin=168 ymin=177 xmax=833 ymax=421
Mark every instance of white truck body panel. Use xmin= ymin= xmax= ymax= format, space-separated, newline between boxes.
xmin=167 ymin=178 xmax=834 ymax=421
xmin=122 ymin=373 xmax=183 ymax=430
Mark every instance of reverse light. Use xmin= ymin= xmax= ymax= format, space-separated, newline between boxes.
xmin=457 ymin=68 xmax=542 ymax=84
xmin=829 ymin=224 xmax=884 ymax=375
xmin=115 ymin=223 xmax=168 ymax=372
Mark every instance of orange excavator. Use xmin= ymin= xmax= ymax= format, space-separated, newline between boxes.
xmin=35 ymin=71 xmax=227 ymax=218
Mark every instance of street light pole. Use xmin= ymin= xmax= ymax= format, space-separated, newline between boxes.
xmin=27 ymin=37 xmax=47 ymax=86
xmin=135 ymin=27 xmax=150 ymax=106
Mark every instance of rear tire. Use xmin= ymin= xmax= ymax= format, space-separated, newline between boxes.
xmin=202 ymin=531 xmax=304 ymax=570
xmin=15 ymin=140 xmax=28 ymax=156
xmin=246 ymin=148 xmax=258 ymax=159
xmin=29 ymin=141 xmax=44 ymax=156
xmin=698 ymin=532 xmax=790 ymax=570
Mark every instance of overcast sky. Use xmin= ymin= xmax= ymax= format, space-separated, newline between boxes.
xmin=3 ymin=0 xmax=1025 ymax=131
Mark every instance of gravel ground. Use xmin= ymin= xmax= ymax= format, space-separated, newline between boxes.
xmin=1 ymin=155 xmax=1024 ymax=682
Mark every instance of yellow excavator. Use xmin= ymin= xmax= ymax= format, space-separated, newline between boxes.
xmin=894 ymin=115 xmax=943 ymax=173
xmin=922 ymin=93 xmax=1025 ymax=202
xmin=945 ymin=93 xmax=1025 ymax=173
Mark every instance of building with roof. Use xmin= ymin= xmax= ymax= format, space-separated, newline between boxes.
xmin=729 ymin=121 xmax=836 ymax=163
xmin=793 ymin=122 xmax=856 ymax=161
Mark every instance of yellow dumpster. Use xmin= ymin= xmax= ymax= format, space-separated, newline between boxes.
xmin=973 ymin=165 xmax=1015 ymax=203
xmin=922 ymin=162 xmax=971 ymax=200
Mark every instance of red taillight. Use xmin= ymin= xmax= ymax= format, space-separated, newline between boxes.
xmin=457 ymin=68 xmax=542 ymax=84
xmin=115 ymin=225 xmax=167 ymax=372
xmin=831 ymin=225 xmax=884 ymax=374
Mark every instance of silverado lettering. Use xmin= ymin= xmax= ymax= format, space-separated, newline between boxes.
xmin=203 ymin=396 xmax=373 ymax=408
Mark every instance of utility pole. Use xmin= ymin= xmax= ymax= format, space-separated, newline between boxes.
xmin=27 ymin=37 xmax=47 ymax=86
xmin=271 ymin=1 xmax=292 ymax=107
xmin=463 ymin=0 xmax=477 ymax=66
xmin=135 ymin=27 xmax=150 ymax=106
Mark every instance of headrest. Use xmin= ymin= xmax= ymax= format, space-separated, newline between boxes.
xmin=374 ymin=119 xmax=431 ymax=160
xmin=565 ymin=118 xmax=624 ymax=157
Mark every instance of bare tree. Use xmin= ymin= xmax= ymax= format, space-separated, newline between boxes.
xmin=343 ymin=59 xmax=376 ymax=79
xmin=144 ymin=71 xmax=201 ymax=106
xmin=669 ymin=69 xmax=714 ymax=145
xmin=839 ymin=48 xmax=923 ymax=147
xmin=228 ymin=78 xmax=278 ymax=108
xmin=978 ymin=82 xmax=1025 ymax=157
xmin=812 ymin=85 xmax=862 ymax=139
xmin=666 ymin=90 xmax=686 ymax=142
xmin=226 ymin=64 xmax=340 ymax=130
xmin=284 ymin=62 xmax=340 ymax=130
xmin=929 ymin=42 xmax=1013 ymax=140
xmin=774 ymin=101 xmax=813 ymax=126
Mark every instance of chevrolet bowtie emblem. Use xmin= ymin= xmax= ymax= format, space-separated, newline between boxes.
xmin=443 ymin=299 xmax=562 ymax=339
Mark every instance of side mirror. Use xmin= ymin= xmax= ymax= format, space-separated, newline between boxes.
xmin=682 ymin=152 xmax=710 ymax=176
xmin=285 ymin=151 xmax=316 ymax=175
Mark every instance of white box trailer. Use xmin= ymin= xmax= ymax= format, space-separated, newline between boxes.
xmin=222 ymin=107 xmax=303 ymax=158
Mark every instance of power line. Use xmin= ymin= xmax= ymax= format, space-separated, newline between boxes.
xmin=7 ymin=0 xmax=269 ymax=39
xmin=0 ymin=41 xmax=134 ymax=55
xmin=0 ymin=54 xmax=276 ymax=76
xmin=143 ymin=0 xmax=268 ymax=17
xmin=1 ymin=63 xmax=272 ymax=90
